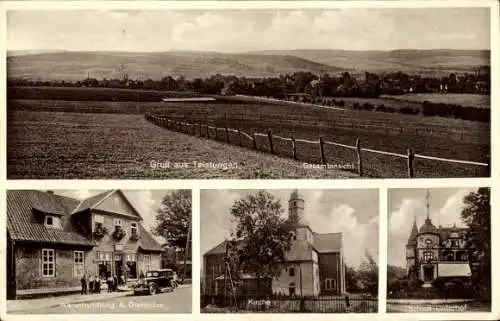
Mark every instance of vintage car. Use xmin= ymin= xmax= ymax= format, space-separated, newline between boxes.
xmin=133 ymin=269 xmax=175 ymax=295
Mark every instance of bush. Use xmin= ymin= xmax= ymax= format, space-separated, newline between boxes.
xmin=362 ymin=102 xmax=375 ymax=111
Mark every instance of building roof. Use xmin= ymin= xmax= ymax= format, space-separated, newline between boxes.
xmin=72 ymin=190 xmax=114 ymax=214
xmin=437 ymin=226 xmax=468 ymax=241
xmin=419 ymin=218 xmax=439 ymax=235
xmin=313 ymin=233 xmax=342 ymax=253
xmin=138 ymin=224 xmax=163 ymax=252
xmin=407 ymin=219 xmax=418 ymax=245
xmin=7 ymin=190 xmax=94 ymax=246
xmin=204 ymin=240 xmax=231 ymax=256
xmin=7 ymin=190 xmax=160 ymax=250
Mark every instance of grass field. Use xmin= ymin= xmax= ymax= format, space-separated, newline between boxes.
xmin=381 ymin=93 xmax=490 ymax=108
xmin=8 ymin=92 xmax=489 ymax=178
xmin=7 ymin=110 xmax=357 ymax=179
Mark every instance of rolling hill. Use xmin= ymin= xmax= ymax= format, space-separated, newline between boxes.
xmin=7 ymin=49 xmax=490 ymax=81
xmin=7 ymin=51 xmax=347 ymax=81
xmin=252 ymin=49 xmax=490 ymax=75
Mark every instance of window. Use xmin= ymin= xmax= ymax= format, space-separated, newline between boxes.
xmin=126 ymin=253 xmax=137 ymax=279
xmin=74 ymin=251 xmax=84 ymax=277
xmin=42 ymin=249 xmax=55 ymax=277
xmin=289 ymin=283 xmax=296 ymax=296
xmin=114 ymin=219 xmax=122 ymax=229
xmin=44 ymin=215 xmax=60 ymax=228
xmin=451 ymin=240 xmax=458 ymax=247
xmin=325 ymin=278 xmax=336 ymax=290
xmin=425 ymin=239 xmax=432 ymax=245
xmin=289 ymin=267 xmax=295 ymax=277
xmin=94 ymin=214 xmax=104 ymax=224
xmin=143 ymin=254 xmax=151 ymax=272
xmin=424 ymin=251 xmax=433 ymax=261
xmin=131 ymin=222 xmax=138 ymax=236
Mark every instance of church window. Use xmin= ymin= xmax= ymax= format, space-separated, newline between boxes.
xmin=325 ymin=278 xmax=336 ymax=290
xmin=289 ymin=267 xmax=295 ymax=277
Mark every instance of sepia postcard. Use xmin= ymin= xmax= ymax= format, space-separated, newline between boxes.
xmin=200 ymin=188 xmax=379 ymax=313
xmin=4 ymin=5 xmax=492 ymax=179
xmin=0 ymin=1 xmax=498 ymax=321
xmin=387 ymin=187 xmax=491 ymax=313
xmin=5 ymin=189 xmax=192 ymax=314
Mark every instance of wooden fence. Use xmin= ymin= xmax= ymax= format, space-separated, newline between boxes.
xmin=144 ymin=113 xmax=490 ymax=178
xmin=201 ymin=293 xmax=377 ymax=313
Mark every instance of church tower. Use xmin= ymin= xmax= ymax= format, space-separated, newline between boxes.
xmin=406 ymin=217 xmax=418 ymax=279
xmin=288 ymin=189 xmax=305 ymax=224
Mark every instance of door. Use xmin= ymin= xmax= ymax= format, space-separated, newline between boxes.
xmin=423 ymin=266 xmax=434 ymax=282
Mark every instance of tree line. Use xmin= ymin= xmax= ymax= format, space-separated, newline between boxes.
xmin=7 ymin=66 xmax=490 ymax=98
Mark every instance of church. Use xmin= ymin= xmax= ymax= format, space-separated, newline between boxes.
xmin=203 ymin=190 xmax=346 ymax=297
xmin=405 ymin=192 xmax=472 ymax=287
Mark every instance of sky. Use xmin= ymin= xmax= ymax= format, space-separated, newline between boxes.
xmin=53 ymin=189 xmax=173 ymax=243
xmin=387 ymin=187 xmax=479 ymax=268
xmin=200 ymin=189 xmax=379 ymax=269
xmin=7 ymin=8 xmax=491 ymax=52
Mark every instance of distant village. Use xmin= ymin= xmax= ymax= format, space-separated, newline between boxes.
xmin=7 ymin=65 xmax=490 ymax=98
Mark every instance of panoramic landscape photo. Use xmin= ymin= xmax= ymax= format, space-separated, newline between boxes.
xmin=6 ymin=8 xmax=491 ymax=179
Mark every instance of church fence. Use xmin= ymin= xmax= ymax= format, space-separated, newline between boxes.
xmin=144 ymin=113 xmax=489 ymax=178
xmin=200 ymin=293 xmax=378 ymax=313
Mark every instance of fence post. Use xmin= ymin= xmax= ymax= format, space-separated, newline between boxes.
xmin=487 ymin=154 xmax=491 ymax=176
xmin=407 ymin=148 xmax=415 ymax=178
xmin=225 ymin=127 xmax=230 ymax=143
xmin=356 ymin=138 xmax=363 ymax=177
xmin=319 ymin=136 xmax=326 ymax=165
xmin=238 ymin=129 xmax=243 ymax=147
xmin=291 ymin=137 xmax=297 ymax=160
xmin=253 ymin=133 xmax=258 ymax=150
xmin=267 ymin=130 xmax=274 ymax=154
xmin=198 ymin=123 xmax=202 ymax=137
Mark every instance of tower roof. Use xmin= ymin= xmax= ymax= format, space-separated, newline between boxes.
xmin=407 ymin=217 xmax=418 ymax=244
xmin=290 ymin=189 xmax=302 ymax=201
xmin=419 ymin=217 xmax=439 ymax=235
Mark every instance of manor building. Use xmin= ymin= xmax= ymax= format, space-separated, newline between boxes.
xmin=7 ymin=190 xmax=162 ymax=299
xmin=203 ymin=190 xmax=346 ymax=297
xmin=405 ymin=198 xmax=471 ymax=287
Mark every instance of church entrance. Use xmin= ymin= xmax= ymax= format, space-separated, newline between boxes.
xmin=423 ymin=266 xmax=434 ymax=282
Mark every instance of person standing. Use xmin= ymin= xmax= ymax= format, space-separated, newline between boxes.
xmin=107 ymin=274 xmax=113 ymax=293
xmin=88 ymin=275 xmax=94 ymax=294
xmin=80 ymin=274 xmax=87 ymax=295
xmin=95 ymin=275 xmax=101 ymax=294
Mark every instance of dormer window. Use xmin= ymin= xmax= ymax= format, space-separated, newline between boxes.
xmin=44 ymin=215 xmax=60 ymax=228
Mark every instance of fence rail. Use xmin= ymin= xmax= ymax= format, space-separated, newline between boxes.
xmin=201 ymin=294 xmax=378 ymax=313
xmin=144 ymin=113 xmax=490 ymax=178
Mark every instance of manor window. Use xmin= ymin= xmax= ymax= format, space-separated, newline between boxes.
xmin=74 ymin=251 xmax=84 ymax=277
xmin=289 ymin=267 xmax=295 ymax=277
xmin=42 ymin=249 xmax=55 ymax=277
xmin=424 ymin=251 xmax=433 ymax=261
xmin=289 ymin=282 xmax=296 ymax=296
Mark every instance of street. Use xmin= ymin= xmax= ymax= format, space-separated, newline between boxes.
xmin=9 ymin=285 xmax=192 ymax=314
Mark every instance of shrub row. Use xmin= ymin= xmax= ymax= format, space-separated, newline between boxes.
xmin=285 ymin=95 xmax=489 ymax=123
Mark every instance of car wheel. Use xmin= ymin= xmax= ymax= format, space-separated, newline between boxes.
xmin=149 ymin=285 xmax=157 ymax=295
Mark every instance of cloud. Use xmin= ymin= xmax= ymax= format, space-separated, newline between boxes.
xmin=436 ymin=189 xmax=474 ymax=228
xmin=7 ymin=9 xmax=490 ymax=52
xmin=390 ymin=198 xmax=423 ymax=235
